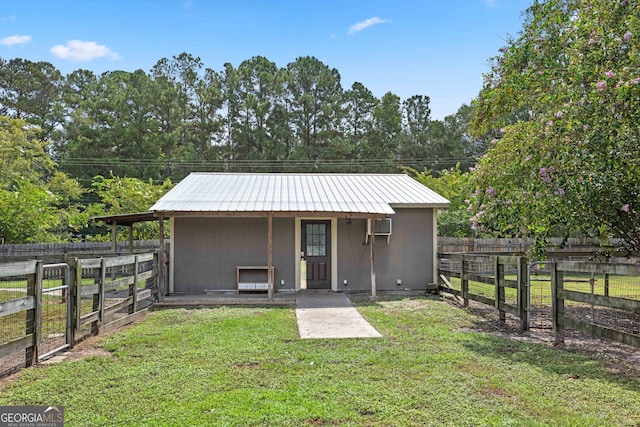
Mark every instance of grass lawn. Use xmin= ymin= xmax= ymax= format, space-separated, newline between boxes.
xmin=0 ymin=296 xmax=639 ymax=426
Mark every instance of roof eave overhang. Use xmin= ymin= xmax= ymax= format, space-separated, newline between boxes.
xmin=151 ymin=210 xmax=392 ymax=219
xmin=91 ymin=212 xmax=158 ymax=226
xmin=390 ymin=203 xmax=451 ymax=209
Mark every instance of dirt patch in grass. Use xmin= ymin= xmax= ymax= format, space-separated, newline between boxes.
xmin=0 ymin=312 xmax=148 ymax=391
xmin=453 ymin=297 xmax=640 ymax=379
xmin=0 ymin=335 xmax=112 ymax=391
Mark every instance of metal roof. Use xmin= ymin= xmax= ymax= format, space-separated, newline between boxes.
xmin=92 ymin=212 xmax=158 ymax=226
xmin=150 ymin=173 xmax=450 ymax=215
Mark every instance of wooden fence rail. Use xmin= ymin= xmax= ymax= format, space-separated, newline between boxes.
xmin=551 ymin=261 xmax=640 ymax=348
xmin=438 ymin=253 xmax=640 ymax=348
xmin=0 ymin=240 xmax=161 ymax=262
xmin=0 ymin=252 xmax=159 ymax=375
xmin=438 ymin=253 xmax=529 ymax=331
xmin=437 ymin=237 xmax=638 ymax=262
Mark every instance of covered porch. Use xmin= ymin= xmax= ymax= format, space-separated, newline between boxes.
xmin=94 ymin=210 xmax=388 ymax=301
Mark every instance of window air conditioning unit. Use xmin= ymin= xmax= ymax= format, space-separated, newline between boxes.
xmin=366 ymin=218 xmax=392 ymax=244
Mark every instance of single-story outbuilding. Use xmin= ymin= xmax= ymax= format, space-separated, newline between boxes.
xmin=149 ymin=173 xmax=449 ymax=297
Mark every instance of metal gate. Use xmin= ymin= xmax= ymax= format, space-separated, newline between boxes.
xmin=527 ymin=261 xmax=553 ymax=329
xmin=39 ymin=263 xmax=72 ymax=361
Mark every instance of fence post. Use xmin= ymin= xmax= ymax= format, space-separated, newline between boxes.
xmin=551 ymin=262 xmax=564 ymax=345
xmin=24 ymin=262 xmax=43 ymax=367
xmin=461 ymin=255 xmax=468 ymax=307
xmin=35 ymin=261 xmax=43 ymax=362
xmin=495 ymin=256 xmax=505 ymax=323
xmin=90 ymin=258 xmax=104 ymax=335
xmin=152 ymin=251 xmax=159 ymax=300
xmin=130 ymin=255 xmax=139 ymax=314
xmin=73 ymin=258 xmax=82 ymax=345
xmin=61 ymin=254 xmax=68 ymax=304
xmin=99 ymin=258 xmax=106 ymax=329
xmin=517 ymin=256 xmax=529 ymax=331
xmin=604 ymin=273 xmax=610 ymax=297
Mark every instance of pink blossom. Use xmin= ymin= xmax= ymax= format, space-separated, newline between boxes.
xmin=554 ymin=188 xmax=565 ymax=196
xmin=605 ymin=70 xmax=614 ymax=78
xmin=596 ymin=81 xmax=607 ymax=91
xmin=588 ymin=38 xmax=595 ymax=45
xmin=581 ymin=149 xmax=588 ymax=155
xmin=624 ymin=32 xmax=632 ymax=41
xmin=556 ymin=111 xmax=563 ymax=119
xmin=525 ymin=155 xmax=532 ymax=161
xmin=548 ymin=166 xmax=556 ymax=174
xmin=543 ymin=176 xmax=552 ymax=183
xmin=631 ymin=77 xmax=640 ymax=85
xmin=622 ymin=204 xmax=630 ymax=212
xmin=490 ymin=138 xmax=498 ymax=145
xmin=583 ymin=124 xmax=590 ymax=131
xmin=486 ymin=187 xmax=496 ymax=197
xmin=539 ymin=167 xmax=548 ymax=177
xmin=546 ymin=120 xmax=553 ymax=127
xmin=469 ymin=166 xmax=476 ymax=172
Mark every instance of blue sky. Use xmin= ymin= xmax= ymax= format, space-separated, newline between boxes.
xmin=0 ymin=0 xmax=532 ymax=119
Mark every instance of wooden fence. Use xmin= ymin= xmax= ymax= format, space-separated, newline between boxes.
xmin=437 ymin=237 xmax=636 ymax=261
xmin=0 ymin=240 xmax=161 ymax=262
xmin=0 ymin=252 xmax=160 ymax=376
xmin=438 ymin=253 xmax=529 ymax=330
xmin=551 ymin=261 xmax=640 ymax=348
xmin=438 ymin=253 xmax=640 ymax=348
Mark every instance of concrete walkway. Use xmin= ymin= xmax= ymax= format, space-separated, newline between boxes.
xmin=296 ymin=292 xmax=382 ymax=339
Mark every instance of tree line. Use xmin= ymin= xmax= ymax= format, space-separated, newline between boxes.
xmin=0 ymin=53 xmax=484 ymax=183
xmin=0 ymin=53 xmax=484 ymax=243
xmin=6 ymin=0 xmax=636 ymax=255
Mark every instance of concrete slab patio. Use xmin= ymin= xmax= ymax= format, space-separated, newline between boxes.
xmin=296 ymin=292 xmax=382 ymax=339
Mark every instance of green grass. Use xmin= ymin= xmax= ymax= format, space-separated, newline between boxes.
xmin=1 ymin=297 xmax=639 ymax=426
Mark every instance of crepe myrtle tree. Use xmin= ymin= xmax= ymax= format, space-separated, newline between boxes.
xmin=468 ymin=0 xmax=640 ymax=255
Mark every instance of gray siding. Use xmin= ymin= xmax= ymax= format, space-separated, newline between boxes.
xmin=173 ymin=208 xmax=434 ymax=293
xmin=337 ymin=209 xmax=434 ymax=291
xmin=173 ymin=217 xmax=295 ymax=293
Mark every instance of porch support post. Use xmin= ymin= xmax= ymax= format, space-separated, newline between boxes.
xmin=128 ymin=225 xmax=134 ymax=253
xmin=267 ymin=212 xmax=273 ymax=299
xmin=370 ymin=215 xmax=377 ymax=298
xmin=111 ymin=222 xmax=117 ymax=253
xmin=432 ymin=209 xmax=439 ymax=284
xmin=158 ymin=213 xmax=165 ymax=298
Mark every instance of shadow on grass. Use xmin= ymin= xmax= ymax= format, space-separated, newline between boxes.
xmin=348 ymin=292 xmax=440 ymax=308
xmin=459 ymin=324 xmax=640 ymax=392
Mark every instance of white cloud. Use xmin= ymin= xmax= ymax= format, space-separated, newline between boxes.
xmin=0 ymin=34 xmax=31 ymax=46
xmin=348 ymin=17 xmax=388 ymax=35
xmin=485 ymin=0 xmax=497 ymax=7
xmin=1 ymin=14 xmax=16 ymax=22
xmin=50 ymin=39 xmax=121 ymax=61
